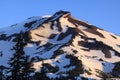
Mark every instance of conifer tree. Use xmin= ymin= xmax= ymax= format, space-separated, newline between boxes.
xmin=0 ymin=66 xmax=8 ymax=80
xmin=0 ymin=66 xmax=4 ymax=80
xmin=7 ymin=31 xmax=31 ymax=80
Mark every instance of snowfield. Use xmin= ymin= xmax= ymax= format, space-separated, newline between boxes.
xmin=0 ymin=10 xmax=120 ymax=79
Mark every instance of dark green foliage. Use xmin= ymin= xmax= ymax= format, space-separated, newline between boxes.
xmin=7 ymin=32 xmax=31 ymax=80
xmin=0 ymin=66 xmax=6 ymax=80
xmin=0 ymin=66 xmax=3 ymax=80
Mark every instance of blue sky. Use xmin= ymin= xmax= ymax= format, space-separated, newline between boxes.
xmin=0 ymin=0 xmax=120 ymax=35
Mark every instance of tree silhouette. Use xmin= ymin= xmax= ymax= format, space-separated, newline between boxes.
xmin=0 ymin=66 xmax=6 ymax=80
xmin=7 ymin=32 xmax=31 ymax=80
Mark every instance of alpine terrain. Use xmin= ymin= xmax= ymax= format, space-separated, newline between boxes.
xmin=0 ymin=10 xmax=120 ymax=80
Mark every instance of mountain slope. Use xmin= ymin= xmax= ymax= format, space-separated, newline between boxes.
xmin=0 ymin=10 xmax=120 ymax=79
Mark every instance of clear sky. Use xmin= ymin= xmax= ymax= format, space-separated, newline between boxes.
xmin=0 ymin=0 xmax=120 ymax=35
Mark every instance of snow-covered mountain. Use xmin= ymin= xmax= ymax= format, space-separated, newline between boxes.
xmin=0 ymin=10 xmax=120 ymax=80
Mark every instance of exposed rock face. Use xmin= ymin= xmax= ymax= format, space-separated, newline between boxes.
xmin=0 ymin=10 xmax=120 ymax=79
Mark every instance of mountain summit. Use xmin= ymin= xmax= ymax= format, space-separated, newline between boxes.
xmin=0 ymin=10 xmax=120 ymax=80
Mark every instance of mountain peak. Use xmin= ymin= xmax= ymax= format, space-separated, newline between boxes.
xmin=0 ymin=11 xmax=120 ymax=80
xmin=53 ymin=10 xmax=70 ymax=16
